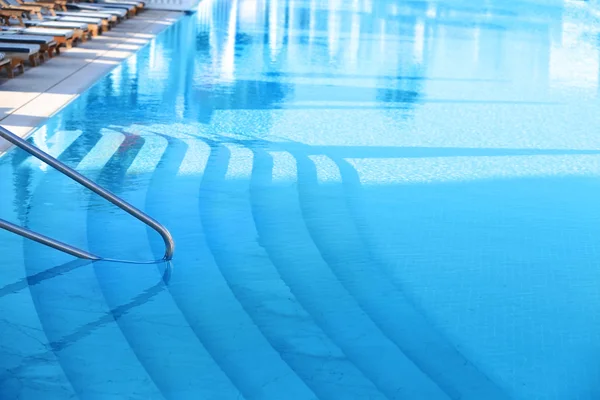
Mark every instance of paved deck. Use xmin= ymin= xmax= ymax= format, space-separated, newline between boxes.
xmin=0 ymin=9 xmax=182 ymax=154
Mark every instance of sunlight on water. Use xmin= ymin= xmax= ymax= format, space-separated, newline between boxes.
xmin=271 ymin=151 xmax=297 ymax=183
xmin=310 ymin=155 xmax=342 ymax=183
xmin=126 ymin=134 xmax=168 ymax=176
xmin=178 ymin=139 xmax=211 ymax=176
xmin=349 ymin=154 xmax=600 ymax=185
xmin=224 ymin=144 xmax=254 ymax=180
xmin=76 ymin=130 xmax=125 ymax=171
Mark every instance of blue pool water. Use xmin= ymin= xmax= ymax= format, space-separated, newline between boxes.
xmin=3 ymin=0 xmax=600 ymax=398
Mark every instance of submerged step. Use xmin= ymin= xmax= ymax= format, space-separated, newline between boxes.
xmin=142 ymin=130 xmax=317 ymax=399
xmin=199 ymin=142 xmax=385 ymax=399
xmin=295 ymin=153 xmax=507 ymax=400
xmin=86 ymin=130 xmax=243 ymax=399
xmin=249 ymin=147 xmax=447 ymax=400
xmin=22 ymin=129 xmax=164 ymax=399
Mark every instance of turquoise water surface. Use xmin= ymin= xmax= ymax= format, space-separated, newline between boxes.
xmin=2 ymin=0 xmax=600 ymax=398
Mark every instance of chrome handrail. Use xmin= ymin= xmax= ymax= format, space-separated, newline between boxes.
xmin=0 ymin=218 xmax=101 ymax=260
xmin=0 ymin=125 xmax=175 ymax=261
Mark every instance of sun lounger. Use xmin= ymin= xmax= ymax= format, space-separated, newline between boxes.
xmin=12 ymin=0 xmax=63 ymax=14
xmin=96 ymin=0 xmax=141 ymax=11
xmin=0 ymin=41 xmax=41 ymax=66
xmin=22 ymin=20 xmax=89 ymax=41
xmin=2 ymin=0 xmax=99 ymax=39
xmin=56 ymin=10 xmax=116 ymax=29
xmin=0 ymin=32 xmax=58 ymax=57
xmin=65 ymin=3 xmax=127 ymax=19
xmin=0 ymin=4 xmax=44 ymax=21
xmin=0 ymin=51 xmax=24 ymax=77
xmin=45 ymin=14 xmax=103 ymax=35
xmin=7 ymin=0 xmax=59 ymax=17
xmin=2 ymin=25 xmax=74 ymax=48
xmin=8 ymin=0 xmax=120 ymax=25
xmin=90 ymin=1 xmax=135 ymax=11
xmin=42 ymin=0 xmax=131 ymax=19
xmin=0 ymin=1 xmax=46 ymax=18
xmin=5 ymin=0 xmax=105 ymax=35
xmin=83 ymin=1 xmax=136 ymax=18
xmin=0 ymin=9 xmax=27 ymax=25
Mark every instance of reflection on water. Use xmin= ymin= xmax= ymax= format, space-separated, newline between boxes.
xmin=4 ymin=0 xmax=597 ymax=177
xmin=48 ymin=0 xmax=600 ymax=130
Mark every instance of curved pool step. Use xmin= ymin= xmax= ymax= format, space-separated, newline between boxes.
xmin=86 ymin=130 xmax=243 ymax=399
xmin=23 ymin=128 xmax=164 ymax=399
xmin=192 ymin=136 xmax=317 ymax=399
xmin=142 ymin=127 xmax=321 ymax=399
xmin=0 ymin=149 xmax=77 ymax=400
xmin=198 ymin=141 xmax=385 ymax=399
xmin=295 ymin=153 xmax=508 ymax=400
xmin=249 ymin=147 xmax=447 ymax=400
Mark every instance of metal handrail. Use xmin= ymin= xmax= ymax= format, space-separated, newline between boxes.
xmin=0 ymin=125 xmax=175 ymax=261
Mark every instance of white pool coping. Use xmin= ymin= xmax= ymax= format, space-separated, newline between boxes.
xmin=0 ymin=9 xmax=182 ymax=155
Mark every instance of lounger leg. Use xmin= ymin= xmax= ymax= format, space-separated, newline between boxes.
xmin=28 ymin=55 xmax=38 ymax=67
xmin=10 ymin=59 xmax=24 ymax=76
xmin=75 ymin=30 xmax=87 ymax=43
xmin=55 ymin=37 xmax=71 ymax=50
xmin=89 ymin=24 xmax=99 ymax=37
xmin=3 ymin=64 xmax=13 ymax=79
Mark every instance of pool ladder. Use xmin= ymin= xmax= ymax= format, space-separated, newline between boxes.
xmin=0 ymin=125 xmax=175 ymax=262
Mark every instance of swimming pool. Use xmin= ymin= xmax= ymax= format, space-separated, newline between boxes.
xmin=2 ymin=0 xmax=600 ymax=398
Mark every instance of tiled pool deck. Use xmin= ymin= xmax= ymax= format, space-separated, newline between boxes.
xmin=0 ymin=10 xmax=181 ymax=154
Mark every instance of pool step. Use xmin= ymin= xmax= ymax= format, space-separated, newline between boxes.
xmin=22 ymin=129 xmax=164 ymax=399
xmin=295 ymin=153 xmax=508 ymax=400
xmin=0 ymin=152 xmax=77 ymax=400
xmin=248 ymin=147 xmax=447 ymax=400
xmin=146 ymin=129 xmax=303 ymax=399
xmin=198 ymin=142 xmax=385 ymax=399
xmin=2 ymin=125 xmax=506 ymax=399
xmin=141 ymin=128 xmax=326 ymax=399
xmin=85 ymin=130 xmax=243 ymax=399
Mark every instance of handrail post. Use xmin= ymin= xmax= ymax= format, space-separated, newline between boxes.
xmin=0 ymin=125 xmax=175 ymax=261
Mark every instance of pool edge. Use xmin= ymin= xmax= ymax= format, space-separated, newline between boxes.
xmin=0 ymin=10 xmax=184 ymax=157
